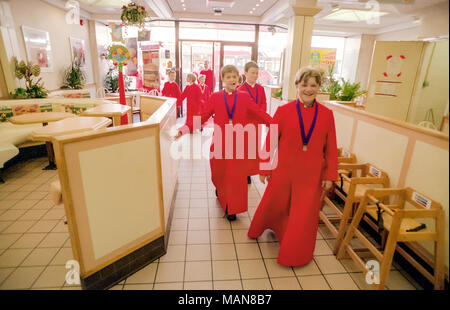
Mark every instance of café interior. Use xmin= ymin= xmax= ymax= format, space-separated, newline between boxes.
xmin=0 ymin=0 xmax=448 ymax=291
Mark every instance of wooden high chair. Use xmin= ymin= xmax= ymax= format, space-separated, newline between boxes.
xmin=337 ymin=148 xmax=357 ymax=164
xmin=336 ymin=187 xmax=445 ymax=290
xmin=320 ymin=163 xmax=390 ymax=254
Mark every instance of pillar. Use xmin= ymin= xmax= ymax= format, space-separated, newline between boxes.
xmin=282 ymin=0 xmax=322 ymax=101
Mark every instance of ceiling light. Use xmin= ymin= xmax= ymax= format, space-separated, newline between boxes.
xmin=249 ymin=11 xmax=253 ymax=14
xmin=323 ymin=9 xmax=388 ymax=22
xmin=256 ymin=4 xmax=259 ymax=7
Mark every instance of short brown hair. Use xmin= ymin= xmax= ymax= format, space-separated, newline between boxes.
xmin=187 ymin=73 xmax=197 ymax=82
xmin=221 ymin=65 xmax=239 ymax=78
xmin=244 ymin=61 xmax=259 ymax=72
xmin=294 ymin=66 xmax=323 ymax=86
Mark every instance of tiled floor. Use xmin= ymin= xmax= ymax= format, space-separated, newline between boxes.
xmin=0 ymin=129 xmax=423 ymax=290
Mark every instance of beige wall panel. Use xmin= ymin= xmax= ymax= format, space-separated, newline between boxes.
xmin=332 ymin=111 xmax=354 ymax=150
xmin=405 ymin=140 xmax=449 ymax=267
xmin=352 ymin=121 xmax=408 ymax=187
xmin=78 ymin=136 xmax=161 ymax=260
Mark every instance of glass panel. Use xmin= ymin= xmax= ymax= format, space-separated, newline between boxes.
xmin=180 ymin=22 xmax=255 ymax=42
xmin=258 ymin=26 xmax=288 ymax=86
xmin=223 ymin=45 xmax=252 ymax=75
xmin=180 ymin=41 xmax=213 ymax=90
xmin=214 ymin=42 xmax=221 ymax=92
xmin=311 ymin=36 xmax=345 ymax=78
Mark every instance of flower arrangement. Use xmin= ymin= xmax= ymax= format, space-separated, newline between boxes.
xmin=61 ymin=59 xmax=86 ymax=89
xmin=121 ymin=2 xmax=148 ymax=29
xmin=9 ymin=57 xmax=48 ymax=99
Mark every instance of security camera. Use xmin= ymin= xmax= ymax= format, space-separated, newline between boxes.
xmin=213 ymin=8 xmax=224 ymax=15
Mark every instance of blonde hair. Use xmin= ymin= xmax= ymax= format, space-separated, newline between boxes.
xmin=198 ymin=74 xmax=206 ymax=80
xmin=221 ymin=65 xmax=239 ymax=78
xmin=244 ymin=61 xmax=259 ymax=72
xmin=187 ymin=73 xmax=197 ymax=83
xmin=294 ymin=66 xmax=323 ymax=86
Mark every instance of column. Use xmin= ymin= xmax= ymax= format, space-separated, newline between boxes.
xmin=282 ymin=0 xmax=322 ymax=101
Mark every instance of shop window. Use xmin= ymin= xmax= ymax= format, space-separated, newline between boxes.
xmin=258 ymin=26 xmax=288 ymax=86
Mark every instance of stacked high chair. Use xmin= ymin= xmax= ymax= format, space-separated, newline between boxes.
xmin=320 ymin=151 xmax=391 ymax=255
xmin=336 ymin=187 xmax=445 ymax=290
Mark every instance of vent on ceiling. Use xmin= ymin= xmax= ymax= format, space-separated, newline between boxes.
xmin=206 ymin=0 xmax=235 ymax=8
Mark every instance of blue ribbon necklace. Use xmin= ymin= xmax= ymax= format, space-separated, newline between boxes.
xmin=223 ymin=90 xmax=238 ymax=124
xmin=244 ymin=82 xmax=258 ymax=105
xmin=296 ymin=99 xmax=318 ymax=152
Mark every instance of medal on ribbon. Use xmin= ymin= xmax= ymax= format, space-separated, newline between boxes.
xmin=223 ymin=90 xmax=237 ymax=125
xmin=296 ymin=99 xmax=318 ymax=152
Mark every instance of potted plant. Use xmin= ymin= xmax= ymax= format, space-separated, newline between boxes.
xmin=335 ymin=78 xmax=367 ymax=106
xmin=9 ymin=57 xmax=48 ymax=99
xmin=61 ymin=59 xmax=86 ymax=89
xmin=104 ymin=67 xmax=131 ymax=93
xmin=121 ymin=2 xmax=148 ymax=30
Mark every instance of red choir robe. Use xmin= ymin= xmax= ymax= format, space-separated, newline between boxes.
xmin=180 ymin=83 xmax=203 ymax=131
xmin=179 ymin=90 xmax=273 ymax=215
xmin=200 ymin=69 xmax=215 ymax=91
xmin=247 ymin=100 xmax=338 ymax=267
xmin=162 ymin=81 xmax=182 ymax=112
xmin=199 ymin=83 xmax=211 ymax=112
xmin=237 ymin=82 xmax=267 ymax=175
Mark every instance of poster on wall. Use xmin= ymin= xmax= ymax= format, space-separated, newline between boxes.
xmin=138 ymin=30 xmax=151 ymax=42
xmin=141 ymin=46 xmax=160 ymax=90
xmin=125 ymin=38 xmax=138 ymax=76
xmin=21 ymin=26 xmax=53 ymax=72
xmin=69 ymin=37 xmax=86 ymax=66
xmin=310 ymin=47 xmax=337 ymax=73
xmin=109 ymin=22 xmax=123 ymax=42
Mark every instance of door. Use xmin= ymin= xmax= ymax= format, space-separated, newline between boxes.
xmin=219 ymin=44 xmax=253 ymax=89
xmin=180 ymin=41 xmax=214 ymax=90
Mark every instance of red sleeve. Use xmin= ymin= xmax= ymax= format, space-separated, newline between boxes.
xmin=178 ymin=93 xmax=214 ymax=135
xmin=247 ymin=95 xmax=273 ymax=126
xmin=180 ymin=85 xmax=189 ymax=102
xmin=259 ymin=85 xmax=267 ymax=113
xmin=258 ymin=107 xmax=283 ymax=175
xmin=322 ymin=109 xmax=338 ymax=181
xmin=161 ymin=83 xmax=169 ymax=97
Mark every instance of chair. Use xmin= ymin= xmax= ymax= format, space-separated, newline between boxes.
xmin=320 ymin=163 xmax=390 ymax=254
xmin=336 ymin=187 xmax=445 ymax=290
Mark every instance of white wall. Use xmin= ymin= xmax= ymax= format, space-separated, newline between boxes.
xmin=340 ymin=35 xmax=361 ymax=83
xmin=8 ymin=0 xmax=94 ymax=91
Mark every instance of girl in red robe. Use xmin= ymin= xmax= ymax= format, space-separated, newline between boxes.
xmin=162 ymin=70 xmax=182 ymax=117
xmin=180 ymin=74 xmax=203 ymax=132
xmin=248 ymin=67 xmax=338 ymax=267
xmin=198 ymin=74 xmax=211 ymax=113
xmin=176 ymin=65 xmax=273 ymax=221
xmin=238 ymin=61 xmax=267 ymax=184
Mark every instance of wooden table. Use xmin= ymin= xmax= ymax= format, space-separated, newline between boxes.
xmin=8 ymin=112 xmax=75 ymax=126
xmin=31 ymin=117 xmax=112 ymax=170
xmin=81 ymin=103 xmax=131 ymax=126
xmin=8 ymin=112 xmax=76 ymax=170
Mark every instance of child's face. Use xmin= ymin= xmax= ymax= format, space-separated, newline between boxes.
xmin=297 ymin=77 xmax=320 ymax=104
xmin=222 ymin=72 xmax=239 ymax=92
xmin=245 ymin=67 xmax=258 ymax=84
xmin=187 ymin=76 xmax=194 ymax=84
xmin=169 ymin=73 xmax=175 ymax=81
xmin=199 ymin=77 xmax=205 ymax=84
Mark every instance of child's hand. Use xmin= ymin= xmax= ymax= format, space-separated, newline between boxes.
xmin=259 ymin=175 xmax=270 ymax=184
xmin=174 ymin=131 xmax=183 ymax=140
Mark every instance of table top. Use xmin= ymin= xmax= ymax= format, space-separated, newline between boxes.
xmin=31 ymin=116 xmax=111 ymax=141
xmin=8 ymin=112 xmax=75 ymax=125
xmin=81 ymin=104 xmax=131 ymax=117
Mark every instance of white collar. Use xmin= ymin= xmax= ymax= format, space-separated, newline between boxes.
xmin=246 ymin=82 xmax=256 ymax=88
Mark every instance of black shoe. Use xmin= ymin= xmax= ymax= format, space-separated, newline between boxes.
xmin=227 ymin=214 xmax=236 ymax=221
xmin=247 ymin=176 xmax=252 ymax=184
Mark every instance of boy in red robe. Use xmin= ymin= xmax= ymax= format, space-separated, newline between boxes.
xmin=162 ymin=70 xmax=183 ymax=117
xmin=247 ymin=67 xmax=338 ymax=267
xmin=180 ymin=73 xmax=203 ymax=132
xmin=198 ymin=74 xmax=211 ymax=113
xmin=238 ymin=61 xmax=267 ymax=185
xmin=200 ymin=60 xmax=215 ymax=92
xmin=176 ymin=65 xmax=273 ymax=221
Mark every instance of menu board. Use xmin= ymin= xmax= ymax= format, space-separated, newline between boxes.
xmin=141 ymin=46 xmax=160 ymax=89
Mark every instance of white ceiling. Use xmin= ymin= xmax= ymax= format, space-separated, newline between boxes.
xmin=44 ymin=0 xmax=448 ymax=36
xmin=166 ymin=0 xmax=278 ymax=16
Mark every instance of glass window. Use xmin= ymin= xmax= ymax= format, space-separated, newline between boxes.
xmin=258 ymin=26 xmax=288 ymax=86
xmin=311 ymin=36 xmax=345 ymax=78
xmin=180 ymin=22 xmax=255 ymax=42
